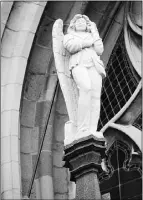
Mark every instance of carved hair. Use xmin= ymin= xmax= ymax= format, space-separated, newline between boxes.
xmin=67 ymin=14 xmax=93 ymax=33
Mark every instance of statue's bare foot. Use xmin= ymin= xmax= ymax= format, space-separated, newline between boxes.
xmin=64 ymin=136 xmax=75 ymax=145
xmin=89 ymin=131 xmax=104 ymax=138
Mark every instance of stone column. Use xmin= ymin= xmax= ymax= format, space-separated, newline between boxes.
xmin=63 ymin=135 xmax=105 ymax=200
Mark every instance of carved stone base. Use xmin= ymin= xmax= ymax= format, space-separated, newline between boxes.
xmin=64 ymin=121 xmax=104 ymax=145
xmin=75 ymin=130 xmax=104 ymax=141
xmin=63 ymin=135 xmax=106 ymax=200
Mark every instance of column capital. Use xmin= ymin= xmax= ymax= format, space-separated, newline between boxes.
xmin=63 ymin=135 xmax=106 ymax=199
xmin=64 ymin=135 xmax=106 ymax=178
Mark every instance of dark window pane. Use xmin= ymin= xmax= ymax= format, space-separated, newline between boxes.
xmin=120 ymin=79 xmax=126 ymax=88
xmin=101 ymin=92 xmax=107 ymax=101
xmin=106 ymin=105 xmax=113 ymax=114
xmin=116 ymin=46 xmax=122 ymax=55
xmin=104 ymin=78 xmax=110 ymax=87
xmin=115 ymin=66 xmax=121 ymax=74
xmin=117 ymin=72 xmax=123 ymax=82
xmin=103 ymin=98 xmax=110 ymax=108
xmin=111 ymin=97 xmax=118 ymax=107
xmin=106 ymin=85 xmax=112 ymax=94
xmin=120 ymin=59 xmax=125 ymax=67
xmin=124 ymin=92 xmax=131 ymax=101
xmin=108 ymin=92 xmax=115 ymax=102
xmin=112 ymin=79 xmax=118 ymax=88
xmin=108 ymin=111 xmax=114 ymax=119
xmin=108 ymin=71 xmax=115 ymax=80
xmin=128 ymin=81 xmax=135 ymax=90
xmin=100 ymin=110 xmax=107 ymax=119
xmin=114 ymin=85 xmax=121 ymax=95
xmin=97 ymin=124 xmax=102 ymax=131
xmin=131 ymin=85 xmax=136 ymax=93
xmin=102 ymin=118 xmax=108 ymax=125
xmin=114 ymin=104 xmax=120 ymax=114
xmin=122 ymin=66 xmax=128 ymax=75
xmin=119 ymin=97 xmax=126 ymax=107
xmin=118 ymin=54 xmax=124 ymax=63
xmin=116 ymin=93 xmax=123 ymax=100
xmin=112 ymin=60 xmax=118 ymax=69
xmin=122 ymin=85 xmax=130 ymax=94
xmin=125 ymin=73 xmax=131 ymax=82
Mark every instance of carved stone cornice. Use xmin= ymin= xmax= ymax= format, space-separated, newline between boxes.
xmin=63 ymin=135 xmax=106 ymax=199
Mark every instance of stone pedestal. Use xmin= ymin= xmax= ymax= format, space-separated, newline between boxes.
xmin=63 ymin=135 xmax=106 ymax=200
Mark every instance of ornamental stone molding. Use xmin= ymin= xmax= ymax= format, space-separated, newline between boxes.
xmin=63 ymin=135 xmax=106 ymax=199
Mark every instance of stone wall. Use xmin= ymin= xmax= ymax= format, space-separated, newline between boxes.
xmin=19 ymin=1 xmax=89 ymax=199
xmin=1 ymin=2 xmax=46 ymax=199
xmin=20 ymin=8 xmax=57 ymax=198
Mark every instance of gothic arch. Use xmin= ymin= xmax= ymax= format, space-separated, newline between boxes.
xmin=1 ymin=2 xmax=46 ymax=199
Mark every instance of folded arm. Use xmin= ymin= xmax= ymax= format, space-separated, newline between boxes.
xmin=90 ymin=22 xmax=104 ymax=56
xmin=63 ymin=34 xmax=94 ymax=54
xmin=93 ymin=37 xmax=104 ymax=56
xmin=63 ymin=34 xmax=82 ymax=54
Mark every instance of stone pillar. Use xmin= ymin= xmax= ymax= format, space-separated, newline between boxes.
xmin=63 ymin=135 xmax=105 ymax=200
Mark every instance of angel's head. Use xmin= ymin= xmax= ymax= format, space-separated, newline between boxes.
xmin=67 ymin=14 xmax=92 ymax=33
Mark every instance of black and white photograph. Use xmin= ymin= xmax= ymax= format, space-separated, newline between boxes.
xmin=1 ymin=1 xmax=142 ymax=199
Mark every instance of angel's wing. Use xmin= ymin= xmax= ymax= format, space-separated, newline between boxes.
xmin=52 ymin=19 xmax=79 ymax=126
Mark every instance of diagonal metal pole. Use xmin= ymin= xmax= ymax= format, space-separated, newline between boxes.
xmin=27 ymin=80 xmax=59 ymax=198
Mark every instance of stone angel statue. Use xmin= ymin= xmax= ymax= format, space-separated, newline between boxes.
xmin=52 ymin=14 xmax=106 ymax=145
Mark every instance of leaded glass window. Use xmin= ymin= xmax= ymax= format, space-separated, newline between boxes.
xmin=98 ymin=32 xmax=139 ymax=130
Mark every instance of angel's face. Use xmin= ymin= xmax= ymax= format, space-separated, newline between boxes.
xmin=75 ymin=18 xmax=87 ymax=32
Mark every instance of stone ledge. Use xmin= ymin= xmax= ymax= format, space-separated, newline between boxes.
xmin=64 ymin=134 xmax=105 ymax=160
xmin=63 ymin=135 xmax=106 ymax=183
